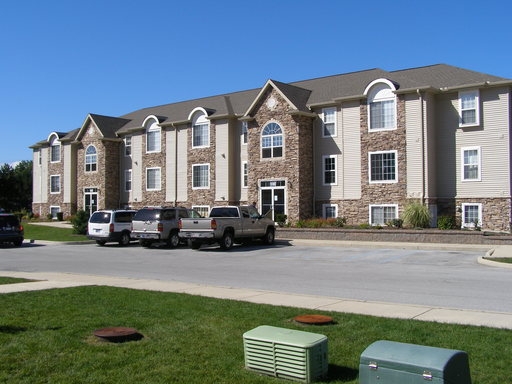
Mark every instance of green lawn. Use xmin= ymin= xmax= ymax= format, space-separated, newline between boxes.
xmin=23 ymin=222 xmax=89 ymax=242
xmin=0 ymin=286 xmax=510 ymax=383
xmin=0 ymin=277 xmax=34 ymax=285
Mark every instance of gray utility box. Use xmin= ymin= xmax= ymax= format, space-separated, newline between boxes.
xmin=243 ymin=325 xmax=328 ymax=383
xmin=359 ymin=340 xmax=471 ymax=384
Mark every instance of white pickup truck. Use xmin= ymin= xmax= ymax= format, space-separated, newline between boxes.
xmin=178 ymin=205 xmax=276 ymax=250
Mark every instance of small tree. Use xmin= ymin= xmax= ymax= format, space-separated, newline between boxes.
xmin=402 ymin=201 xmax=431 ymax=228
xmin=71 ymin=210 xmax=89 ymax=235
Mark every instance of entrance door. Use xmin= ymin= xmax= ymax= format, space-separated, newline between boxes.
xmin=84 ymin=188 xmax=98 ymax=216
xmin=260 ymin=180 xmax=286 ymax=221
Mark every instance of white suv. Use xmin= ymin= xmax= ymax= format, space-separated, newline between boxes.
xmin=87 ymin=209 xmax=137 ymax=246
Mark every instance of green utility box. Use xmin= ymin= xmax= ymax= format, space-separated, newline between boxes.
xmin=359 ymin=340 xmax=472 ymax=384
xmin=243 ymin=325 xmax=328 ymax=383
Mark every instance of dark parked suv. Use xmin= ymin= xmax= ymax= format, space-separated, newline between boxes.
xmin=131 ymin=206 xmax=202 ymax=248
xmin=0 ymin=213 xmax=24 ymax=247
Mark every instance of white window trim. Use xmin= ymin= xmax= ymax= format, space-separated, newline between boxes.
xmin=368 ymin=150 xmax=398 ymax=184
xmin=322 ymin=204 xmax=338 ymax=219
xmin=124 ymin=169 xmax=132 ymax=192
xmin=321 ymin=107 xmax=337 ymax=137
xmin=50 ymin=142 xmax=61 ymax=163
xmin=124 ymin=136 xmax=132 ymax=157
xmin=85 ymin=145 xmax=97 ymax=173
xmin=146 ymin=167 xmax=161 ymax=191
xmin=461 ymin=203 xmax=482 ymax=229
xmin=50 ymin=175 xmax=61 ymax=194
xmin=365 ymin=79 xmax=398 ymax=132
xmin=242 ymin=161 xmax=248 ymax=188
xmin=261 ymin=121 xmax=284 ymax=159
xmin=192 ymin=163 xmax=210 ymax=189
xmin=192 ymin=112 xmax=210 ymax=149
xmin=322 ymin=155 xmax=337 ymax=186
xmin=461 ymin=146 xmax=481 ymax=181
xmin=241 ymin=121 xmax=248 ymax=145
xmin=369 ymin=204 xmax=398 ymax=226
xmin=458 ymin=89 xmax=480 ymax=127
xmin=146 ymin=124 xmax=161 ymax=153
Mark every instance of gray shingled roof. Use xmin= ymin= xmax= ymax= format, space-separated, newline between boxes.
xmin=30 ymin=64 xmax=511 ymax=146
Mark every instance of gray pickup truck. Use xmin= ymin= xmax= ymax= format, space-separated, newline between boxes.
xmin=178 ymin=205 xmax=276 ymax=250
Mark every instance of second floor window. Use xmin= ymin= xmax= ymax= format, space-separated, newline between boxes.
xmin=125 ymin=169 xmax=132 ymax=192
xmin=242 ymin=161 xmax=248 ymax=188
xmin=322 ymin=107 xmax=336 ymax=137
xmin=261 ymin=122 xmax=283 ymax=158
xmin=462 ymin=147 xmax=481 ymax=181
xmin=192 ymin=164 xmax=210 ymax=188
xmin=50 ymin=137 xmax=61 ymax=162
xmin=323 ymin=155 xmax=337 ymax=185
xmin=369 ymin=151 xmax=397 ymax=183
xmin=241 ymin=121 xmax=248 ymax=144
xmin=459 ymin=90 xmax=480 ymax=127
xmin=85 ymin=145 xmax=97 ymax=172
xmin=50 ymin=175 xmax=60 ymax=194
xmin=146 ymin=167 xmax=161 ymax=190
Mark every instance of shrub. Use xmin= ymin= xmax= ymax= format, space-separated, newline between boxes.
xmin=275 ymin=213 xmax=287 ymax=227
xmin=333 ymin=217 xmax=347 ymax=228
xmin=387 ymin=218 xmax=403 ymax=228
xmin=71 ymin=210 xmax=89 ymax=235
xmin=437 ymin=215 xmax=456 ymax=230
xmin=402 ymin=202 xmax=431 ymax=228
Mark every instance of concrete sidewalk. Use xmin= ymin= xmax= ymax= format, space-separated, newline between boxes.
xmin=1 ymin=266 xmax=512 ymax=330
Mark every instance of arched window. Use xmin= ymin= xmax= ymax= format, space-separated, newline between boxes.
xmin=192 ymin=112 xmax=209 ymax=148
xmin=261 ymin=122 xmax=283 ymax=158
xmin=85 ymin=145 xmax=97 ymax=172
xmin=50 ymin=135 xmax=61 ymax=162
xmin=145 ymin=117 xmax=161 ymax=153
xmin=365 ymin=80 xmax=397 ymax=131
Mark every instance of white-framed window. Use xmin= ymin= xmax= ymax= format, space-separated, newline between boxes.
xmin=261 ymin=122 xmax=283 ymax=158
xmin=369 ymin=150 xmax=397 ymax=183
xmin=50 ymin=206 xmax=61 ymax=220
xmin=322 ymin=107 xmax=336 ymax=137
xmin=368 ymin=83 xmax=396 ymax=131
xmin=85 ymin=145 xmax=97 ymax=172
xmin=241 ymin=121 xmax=248 ymax=145
xmin=323 ymin=155 xmax=337 ymax=185
xmin=50 ymin=136 xmax=61 ymax=162
xmin=146 ymin=123 xmax=161 ymax=153
xmin=459 ymin=90 xmax=480 ymax=127
xmin=242 ymin=161 xmax=248 ymax=188
xmin=192 ymin=113 xmax=210 ymax=148
xmin=124 ymin=136 xmax=132 ymax=156
xmin=461 ymin=203 xmax=482 ymax=228
xmin=370 ymin=204 xmax=398 ymax=226
xmin=124 ymin=169 xmax=132 ymax=192
xmin=192 ymin=164 xmax=210 ymax=189
xmin=461 ymin=147 xmax=481 ymax=181
xmin=146 ymin=167 xmax=161 ymax=191
xmin=192 ymin=205 xmax=210 ymax=218
xmin=50 ymin=175 xmax=60 ymax=194
xmin=323 ymin=204 xmax=338 ymax=219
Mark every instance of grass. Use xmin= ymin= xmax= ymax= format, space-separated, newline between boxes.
xmin=483 ymin=257 xmax=512 ymax=264
xmin=22 ymin=222 xmax=88 ymax=242
xmin=0 ymin=277 xmax=34 ymax=285
xmin=0 ymin=286 xmax=510 ymax=383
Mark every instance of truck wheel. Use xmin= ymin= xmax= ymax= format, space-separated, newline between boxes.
xmin=119 ymin=232 xmax=130 ymax=246
xmin=96 ymin=240 xmax=107 ymax=246
xmin=167 ymin=230 xmax=180 ymax=248
xmin=190 ymin=240 xmax=201 ymax=250
xmin=220 ymin=231 xmax=234 ymax=250
xmin=262 ymin=228 xmax=275 ymax=245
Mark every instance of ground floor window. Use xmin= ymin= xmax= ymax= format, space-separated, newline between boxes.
xmin=192 ymin=164 xmax=210 ymax=189
xmin=461 ymin=203 xmax=482 ymax=228
xmin=192 ymin=205 xmax=210 ymax=218
xmin=323 ymin=204 xmax=338 ymax=219
xmin=50 ymin=206 xmax=60 ymax=219
xmin=370 ymin=204 xmax=398 ymax=226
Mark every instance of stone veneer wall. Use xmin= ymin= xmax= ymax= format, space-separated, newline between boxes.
xmin=247 ymin=89 xmax=314 ymax=223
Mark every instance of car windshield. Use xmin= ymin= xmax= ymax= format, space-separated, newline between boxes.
xmin=89 ymin=212 xmax=111 ymax=224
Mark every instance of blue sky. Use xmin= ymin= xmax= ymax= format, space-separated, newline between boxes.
xmin=1 ymin=0 xmax=511 ymax=165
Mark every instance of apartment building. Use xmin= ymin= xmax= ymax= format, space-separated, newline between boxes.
xmin=31 ymin=64 xmax=512 ymax=231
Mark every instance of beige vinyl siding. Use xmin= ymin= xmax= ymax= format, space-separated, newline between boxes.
xmin=424 ymin=93 xmax=437 ymax=198
xmin=32 ymin=149 xmax=47 ymax=203
xmin=131 ymin=134 xmax=143 ymax=203
xmin=341 ymin=101 xmax=361 ymax=199
xmin=240 ymin=121 xmax=248 ymax=202
xmin=165 ymin=129 xmax=176 ymax=203
xmin=435 ymin=93 xmax=459 ymax=197
xmin=63 ymin=144 xmax=75 ymax=203
xmin=405 ymin=94 xmax=424 ymax=198
xmin=176 ymin=125 xmax=188 ymax=201
xmin=215 ymin=120 xmax=229 ymax=201
xmin=455 ymin=87 xmax=510 ymax=197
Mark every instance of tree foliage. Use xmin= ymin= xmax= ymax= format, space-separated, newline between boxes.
xmin=0 ymin=161 xmax=32 ymax=213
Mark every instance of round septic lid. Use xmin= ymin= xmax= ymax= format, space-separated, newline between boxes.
xmin=293 ymin=314 xmax=333 ymax=325
xmin=93 ymin=327 xmax=143 ymax=342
